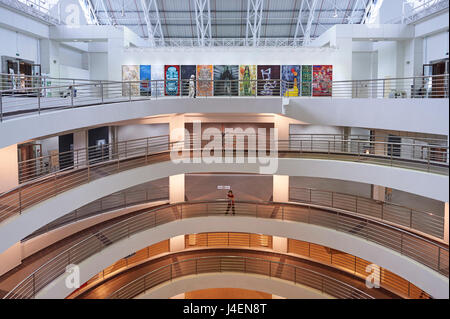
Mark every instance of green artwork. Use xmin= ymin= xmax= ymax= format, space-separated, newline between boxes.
xmin=301 ymin=65 xmax=312 ymax=82
xmin=301 ymin=82 xmax=311 ymax=96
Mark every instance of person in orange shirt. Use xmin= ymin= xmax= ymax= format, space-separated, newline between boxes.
xmin=225 ymin=190 xmax=235 ymax=215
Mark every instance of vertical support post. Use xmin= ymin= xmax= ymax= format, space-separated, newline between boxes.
xmin=100 ymin=81 xmax=104 ymax=103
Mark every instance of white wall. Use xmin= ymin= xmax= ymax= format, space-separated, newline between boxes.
xmin=424 ymin=31 xmax=450 ymax=63
xmin=0 ymin=144 xmax=18 ymax=193
xmin=0 ymin=27 xmax=39 ymax=64
xmin=116 ymin=124 xmax=169 ymax=142
xmin=88 ymin=52 xmax=108 ymax=81
xmin=289 ymin=124 xmax=343 ymax=136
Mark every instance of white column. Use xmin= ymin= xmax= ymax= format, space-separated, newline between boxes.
xmin=0 ymin=144 xmax=19 ymax=193
xmin=372 ymin=131 xmax=386 ymax=201
xmin=273 ymin=114 xmax=290 ymax=141
xmin=73 ymin=130 xmax=87 ymax=166
xmin=445 ymin=203 xmax=449 ymax=244
xmin=169 ymin=114 xmax=185 ymax=143
xmin=273 ymin=175 xmax=289 ymax=202
xmin=169 ymin=174 xmax=185 ymax=204
xmin=272 ymin=236 xmax=287 ymax=253
xmin=170 ymin=235 xmax=185 ymax=252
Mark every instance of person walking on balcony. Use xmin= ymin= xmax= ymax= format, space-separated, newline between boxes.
xmin=189 ymin=74 xmax=196 ymax=98
xmin=225 ymin=190 xmax=235 ymax=215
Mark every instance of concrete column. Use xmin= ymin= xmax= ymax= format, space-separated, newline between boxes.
xmin=445 ymin=203 xmax=449 ymax=244
xmin=0 ymin=144 xmax=19 ymax=193
xmin=273 ymin=115 xmax=290 ymax=141
xmin=372 ymin=185 xmax=386 ymax=202
xmin=272 ymin=236 xmax=288 ymax=253
xmin=170 ymin=235 xmax=185 ymax=252
xmin=73 ymin=130 xmax=87 ymax=166
xmin=372 ymin=130 xmax=387 ymax=202
xmin=169 ymin=114 xmax=185 ymax=143
xmin=169 ymin=174 xmax=185 ymax=204
xmin=273 ymin=175 xmax=289 ymax=202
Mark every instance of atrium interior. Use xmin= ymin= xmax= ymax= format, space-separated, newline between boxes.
xmin=0 ymin=0 xmax=448 ymax=302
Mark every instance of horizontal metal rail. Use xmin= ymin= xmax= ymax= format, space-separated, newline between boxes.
xmin=0 ymin=134 xmax=448 ymax=233
xmin=0 ymin=74 xmax=448 ymax=122
xmin=106 ymin=255 xmax=374 ymax=299
xmin=4 ymin=200 xmax=448 ymax=299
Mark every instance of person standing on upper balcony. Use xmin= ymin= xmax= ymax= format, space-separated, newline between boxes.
xmin=189 ymin=74 xmax=196 ymax=98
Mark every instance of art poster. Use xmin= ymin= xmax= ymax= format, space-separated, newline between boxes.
xmin=301 ymin=65 xmax=312 ymax=96
xmin=121 ymin=65 xmax=139 ymax=96
xmin=196 ymin=65 xmax=213 ymax=96
xmin=139 ymin=65 xmax=151 ymax=96
xmin=164 ymin=65 xmax=180 ymax=96
xmin=281 ymin=65 xmax=300 ymax=97
xmin=313 ymin=65 xmax=333 ymax=96
xmin=239 ymin=65 xmax=257 ymax=96
xmin=257 ymin=65 xmax=280 ymax=96
xmin=181 ymin=65 xmax=196 ymax=96
xmin=151 ymin=65 xmax=164 ymax=97
xmin=213 ymin=65 xmax=239 ymax=96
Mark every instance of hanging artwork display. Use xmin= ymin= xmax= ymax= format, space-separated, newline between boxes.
xmin=164 ymin=65 xmax=180 ymax=96
xmin=301 ymin=65 xmax=312 ymax=96
xmin=151 ymin=65 xmax=164 ymax=97
xmin=239 ymin=65 xmax=257 ymax=96
xmin=214 ymin=65 xmax=239 ymax=96
xmin=139 ymin=65 xmax=151 ymax=96
xmin=196 ymin=65 xmax=213 ymax=96
xmin=257 ymin=65 xmax=280 ymax=96
xmin=181 ymin=65 xmax=197 ymax=96
xmin=281 ymin=65 xmax=300 ymax=97
xmin=121 ymin=65 xmax=139 ymax=96
xmin=313 ymin=65 xmax=333 ymax=96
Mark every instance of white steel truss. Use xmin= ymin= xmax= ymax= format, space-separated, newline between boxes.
xmin=348 ymin=0 xmax=367 ymax=24
xmin=140 ymin=0 xmax=165 ymax=47
xmin=245 ymin=0 xmax=264 ymax=46
xmin=96 ymin=0 xmax=113 ymax=25
xmin=194 ymin=0 xmax=212 ymax=46
xmin=80 ymin=0 xmax=100 ymax=25
xmin=294 ymin=0 xmax=319 ymax=46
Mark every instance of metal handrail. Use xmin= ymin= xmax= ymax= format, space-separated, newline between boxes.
xmin=4 ymin=199 xmax=448 ymax=299
xmin=106 ymin=255 xmax=374 ymax=299
xmin=0 ymin=134 xmax=448 ymax=230
xmin=0 ymin=74 xmax=448 ymax=122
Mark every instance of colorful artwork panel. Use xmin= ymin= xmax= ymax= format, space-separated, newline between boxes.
xmin=213 ymin=65 xmax=239 ymax=96
xmin=257 ymin=65 xmax=280 ymax=96
xmin=139 ymin=65 xmax=151 ymax=96
xmin=121 ymin=65 xmax=139 ymax=96
xmin=164 ymin=65 xmax=180 ymax=96
xmin=181 ymin=65 xmax=196 ymax=96
xmin=239 ymin=65 xmax=257 ymax=96
xmin=281 ymin=65 xmax=300 ymax=97
xmin=312 ymin=65 xmax=333 ymax=96
xmin=196 ymin=65 xmax=213 ymax=96
xmin=301 ymin=65 xmax=312 ymax=82
xmin=151 ymin=65 xmax=164 ymax=97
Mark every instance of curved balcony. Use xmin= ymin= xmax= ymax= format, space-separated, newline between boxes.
xmin=1 ymin=135 xmax=447 ymax=226
xmin=68 ymin=233 xmax=430 ymax=299
xmin=0 ymin=75 xmax=448 ymax=148
xmin=4 ymin=200 xmax=448 ymax=299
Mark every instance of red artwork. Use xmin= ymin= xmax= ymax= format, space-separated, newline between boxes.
xmin=312 ymin=65 xmax=333 ymax=96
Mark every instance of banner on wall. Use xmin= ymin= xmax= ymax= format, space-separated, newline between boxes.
xmin=139 ymin=65 xmax=151 ymax=96
xmin=257 ymin=65 xmax=280 ymax=96
xmin=214 ymin=65 xmax=239 ymax=96
xmin=181 ymin=65 xmax=196 ymax=96
xmin=313 ymin=65 xmax=333 ymax=97
xmin=196 ymin=65 xmax=213 ymax=96
xmin=164 ymin=65 xmax=180 ymax=96
xmin=301 ymin=65 xmax=312 ymax=96
xmin=151 ymin=65 xmax=164 ymax=97
xmin=281 ymin=65 xmax=300 ymax=97
xmin=239 ymin=65 xmax=257 ymax=96
xmin=122 ymin=65 xmax=140 ymax=97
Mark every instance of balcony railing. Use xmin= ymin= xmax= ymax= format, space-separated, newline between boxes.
xmin=3 ymin=200 xmax=448 ymax=299
xmin=0 ymin=74 xmax=448 ymax=122
xmin=106 ymin=255 xmax=374 ymax=299
xmin=1 ymin=134 xmax=448 ymax=232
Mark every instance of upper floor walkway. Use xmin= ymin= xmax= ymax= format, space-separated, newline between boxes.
xmin=0 ymin=74 xmax=448 ymax=148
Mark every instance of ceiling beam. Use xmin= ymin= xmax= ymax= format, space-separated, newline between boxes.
xmin=194 ymin=0 xmax=212 ymax=46
xmin=79 ymin=0 xmax=100 ymax=25
xmin=348 ymin=0 xmax=367 ymax=23
xmin=295 ymin=0 xmax=319 ymax=46
xmin=96 ymin=0 xmax=113 ymax=25
xmin=245 ymin=0 xmax=264 ymax=46
xmin=140 ymin=0 xmax=165 ymax=47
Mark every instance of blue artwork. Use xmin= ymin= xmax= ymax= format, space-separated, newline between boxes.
xmin=281 ymin=65 xmax=300 ymax=97
xmin=165 ymin=65 xmax=180 ymax=96
xmin=139 ymin=65 xmax=151 ymax=95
